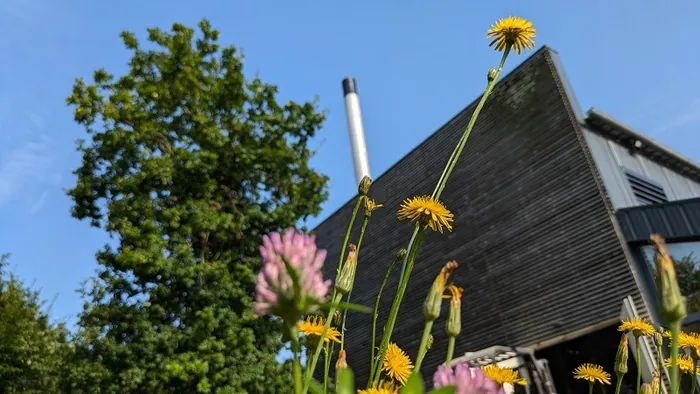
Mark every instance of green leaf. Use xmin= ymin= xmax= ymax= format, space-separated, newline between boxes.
xmin=307 ymin=378 xmax=325 ymax=394
xmin=314 ymin=300 xmax=372 ymax=314
xmin=427 ymin=387 xmax=457 ymax=394
xmin=400 ymin=373 xmax=425 ymax=394
xmin=336 ymin=367 xmax=355 ymax=394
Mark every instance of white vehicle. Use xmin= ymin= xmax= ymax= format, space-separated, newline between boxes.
xmin=450 ymin=346 xmax=557 ymax=394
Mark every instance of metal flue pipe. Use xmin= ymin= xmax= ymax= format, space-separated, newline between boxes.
xmin=342 ymin=77 xmax=371 ymax=185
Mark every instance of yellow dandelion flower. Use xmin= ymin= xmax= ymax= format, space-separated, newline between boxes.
xmin=364 ymin=198 xmax=384 ymax=217
xmin=482 ymin=364 xmax=527 ymax=386
xmin=486 ymin=16 xmax=536 ymax=54
xmin=679 ymin=331 xmax=700 ymax=357
xmin=573 ymin=364 xmax=612 ymax=385
xmin=297 ymin=316 xmax=341 ymax=344
xmin=397 ymin=195 xmax=454 ymax=233
xmin=618 ymin=317 xmax=655 ymax=337
xmin=383 ymin=343 xmax=413 ymax=385
xmin=664 ymin=355 xmax=697 ymax=375
xmin=357 ymin=381 xmax=398 ymax=394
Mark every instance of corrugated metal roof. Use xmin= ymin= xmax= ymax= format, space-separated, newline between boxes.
xmin=617 ymin=197 xmax=700 ymax=243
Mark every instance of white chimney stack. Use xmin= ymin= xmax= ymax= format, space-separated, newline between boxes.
xmin=342 ymin=77 xmax=371 ymax=185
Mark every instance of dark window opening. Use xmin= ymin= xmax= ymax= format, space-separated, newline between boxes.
xmin=536 ymin=325 xmax=639 ymax=394
xmin=624 ymin=170 xmax=668 ymax=205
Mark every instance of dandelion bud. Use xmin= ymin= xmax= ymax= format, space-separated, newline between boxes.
xmin=654 ymin=331 xmax=663 ymax=347
xmin=336 ymin=244 xmax=358 ymax=295
xmin=640 ymin=383 xmax=653 ymax=394
xmin=487 ymin=68 xmax=497 ymax=82
xmin=651 ymin=234 xmax=687 ymax=322
xmin=358 ymin=176 xmax=372 ymax=196
xmin=395 ymin=249 xmax=408 ymax=262
xmin=423 ymin=261 xmax=459 ymax=322
xmin=336 ymin=349 xmax=348 ymax=369
xmin=614 ymin=334 xmax=628 ymax=376
xmin=445 ymin=284 xmax=463 ymax=338
xmin=332 ymin=310 xmax=341 ymax=326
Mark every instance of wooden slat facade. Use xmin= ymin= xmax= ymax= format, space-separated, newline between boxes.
xmin=313 ymin=47 xmax=646 ymax=384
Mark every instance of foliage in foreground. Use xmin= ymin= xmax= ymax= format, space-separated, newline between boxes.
xmin=65 ymin=19 xmax=328 ymax=393
xmin=0 ymin=254 xmax=71 ymax=394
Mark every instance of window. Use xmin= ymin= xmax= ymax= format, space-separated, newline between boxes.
xmin=624 ymin=169 xmax=668 ymax=205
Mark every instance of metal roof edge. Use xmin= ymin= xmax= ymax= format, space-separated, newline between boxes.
xmin=585 ymin=108 xmax=700 ymax=182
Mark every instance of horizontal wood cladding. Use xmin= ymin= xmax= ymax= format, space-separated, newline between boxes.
xmin=313 ymin=48 xmax=641 ymax=383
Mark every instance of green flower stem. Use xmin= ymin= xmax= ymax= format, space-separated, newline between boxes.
xmin=670 ymin=321 xmax=681 ymax=394
xmin=335 ymin=197 xmax=363 ymax=291
xmin=303 ymin=293 xmax=343 ymax=394
xmin=340 ymin=214 xmax=370 ymax=351
xmin=370 ymin=45 xmax=512 ymax=389
xmin=289 ymin=325 xmax=302 ymax=394
xmin=615 ymin=374 xmax=624 ymax=394
xmin=368 ymin=252 xmax=402 ymax=386
xmin=446 ymin=337 xmax=456 ymax=365
xmin=636 ymin=335 xmax=642 ymax=394
xmin=371 ymin=226 xmax=426 ymax=385
xmin=323 ymin=343 xmax=331 ymax=393
xmin=303 ymin=194 xmax=362 ymax=393
xmin=657 ymin=340 xmax=663 ymax=390
xmin=415 ymin=320 xmax=434 ymax=372
xmin=589 ymin=382 xmax=594 ymax=394
xmin=692 ymin=357 xmax=698 ymax=394
xmin=431 ymin=46 xmax=510 ymax=201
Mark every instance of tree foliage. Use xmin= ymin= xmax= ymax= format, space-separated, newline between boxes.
xmin=675 ymin=253 xmax=700 ymax=312
xmin=0 ymin=254 xmax=71 ymax=393
xmin=66 ymin=20 xmax=328 ymax=393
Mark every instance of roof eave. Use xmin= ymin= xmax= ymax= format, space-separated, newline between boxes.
xmin=585 ymin=108 xmax=700 ymax=183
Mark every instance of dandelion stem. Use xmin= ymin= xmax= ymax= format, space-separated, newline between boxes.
xmin=371 ymin=44 xmax=512 ymax=388
xmin=615 ymin=374 xmax=623 ymax=394
xmin=289 ymin=325 xmax=302 ymax=394
xmin=589 ymin=382 xmax=594 ymax=394
xmin=303 ymin=293 xmax=343 ymax=394
xmin=336 ymin=197 xmax=363 ymax=288
xmin=670 ymin=320 xmax=681 ymax=394
xmin=657 ymin=342 xmax=664 ymax=390
xmin=692 ymin=357 xmax=698 ymax=394
xmin=371 ymin=227 xmax=425 ymax=386
xmin=368 ymin=251 xmax=402 ymax=386
xmin=446 ymin=337 xmax=456 ymax=365
xmin=302 ymin=194 xmax=362 ymax=393
xmin=636 ymin=336 xmax=642 ymax=394
xmin=415 ymin=320 xmax=434 ymax=372
xmin=323 ymin=343 xmax=331 ymax=393
xmin=340 ymin=214 xmax=370 ymax=351
xmin=431 ymin=46 xmax=510 ymax=201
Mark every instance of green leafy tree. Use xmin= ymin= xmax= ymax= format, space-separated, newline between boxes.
xmin=0 ymin=254 xmax=71 ymax=393
xmin=675 ymin=253 xmax=700 ymax=312
xmin=66 ymin=20 xmax=328 ymax=393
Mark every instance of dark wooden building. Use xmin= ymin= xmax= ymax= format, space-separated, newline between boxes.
xmin=314 ymin=47 xmax=700 ymax=392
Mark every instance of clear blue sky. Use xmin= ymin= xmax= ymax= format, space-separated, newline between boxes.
xmin=1 ymin=1 xmax=699 ymax=326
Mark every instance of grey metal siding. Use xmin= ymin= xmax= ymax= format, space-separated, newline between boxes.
xmin=617 ymin=198 xmax=700 ymax=243
xmin=583 ymin=127 xmax=700 ymax=209
xmin=313 ymin=48 xmax=644 ymax=382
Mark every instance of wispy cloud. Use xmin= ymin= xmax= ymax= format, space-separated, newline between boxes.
xmin=0 ymin=139 xmax=52 ymax=208
xmin=27 ymin=190 xmax=50 ymax=215
xmin=655 ymin=98 xmax=700 ymax=135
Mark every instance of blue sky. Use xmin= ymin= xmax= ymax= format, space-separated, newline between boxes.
xmin=1 ymin=0 xmax=699 ymax=326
